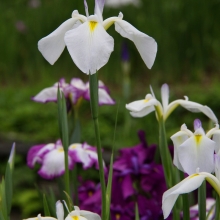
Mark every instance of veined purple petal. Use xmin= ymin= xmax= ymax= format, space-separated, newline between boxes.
xmin=27 ymin=143 xmax=55 ymax=168
xmin=194 ymin=119 xmax=202 ymax=131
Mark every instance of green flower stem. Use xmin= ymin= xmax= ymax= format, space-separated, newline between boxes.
xmin=158 ymin=117 xmax=174 ymax=188
xmin=57 ymin=89 xmax=70 ymax=204
xmin=89 ymin=73 xmax=106 ymax=219
xmin=179 ymin=171 xmax=190 ymax=220
xmin=198 ymin=181 xmax=206 ymax=220
xmin=71 ymin=165 xmax=78 ymax=206
xmin=215 ymin=194 xmax=219 ymax=220
xmin=182 ymin=194 xmax=190 ymax=220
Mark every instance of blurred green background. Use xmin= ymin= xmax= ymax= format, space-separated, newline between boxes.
xmin=0 ymin=0 xmax=220 ymax=217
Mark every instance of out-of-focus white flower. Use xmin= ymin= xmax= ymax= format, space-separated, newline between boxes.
xmin=38 ymin=0 xmax=157 ymax=74
xmin=189 ymin=198 xmax=215 ymax=220
xmin=105 ymin=0 xmax=140 ymax=8
xmin=126 ymin=83 xmax=218 ymax=123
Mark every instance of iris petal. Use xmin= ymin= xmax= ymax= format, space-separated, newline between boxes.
xmin=64 ymin=18 xmax=114 ymax=74
xmin=115 ymin=20 xmax=157 ymax=69
xmin=38 ymin=18 xmax=79 ymax=65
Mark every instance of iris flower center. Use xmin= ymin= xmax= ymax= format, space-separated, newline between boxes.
xmin=89 ymin=21 xmax=98 ymax=32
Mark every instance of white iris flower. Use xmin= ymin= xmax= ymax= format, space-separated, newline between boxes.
xmin=126 ymin=83 xmax=218 ymax=123
xmin=171 ymin=119 xmax=220 ymax=175
xmin=38 ymin=0 xmax=157 ymax=74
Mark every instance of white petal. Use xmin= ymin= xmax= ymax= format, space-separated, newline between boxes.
xmin=94 ymin=0 xmax=105 ymax=22
xmin=32 ymin=87 xmax=59 ymax=103
xmin=162 ymin=174 xmax=205 ymax=219
xmin=105 ymin=0 xmax=141 ymax=8
xmin=129 ymin=106 xmax=155 ymax=118
xmin=178 ymin=135 xmax=215 ymax=175
xmin=212 ymin=130 xmax=220 ymax=153
xmin=98 ymin=88 xmax=115 ymax=105
xmin=161 ymin=84 xmax=169 ymax=113
xmin=38 ymin=18 xmax=79 ymax=65
xmin=56 ymin=201 xmax=64 ymax=220
xmin=39 ymin=148 xmax=72 ymax=179
xmin=79 ymin=211 xmax=101 ymax=220
xmin=70 ymin=78 xmax=87 ymax=91
xmin=115 ymin=20 xmax=157 ymax=69
xmin=170 ymin=131 xmax=189 ymax=171
xmin=126 ymin=98 xmax=157 ymax=112
xmin=64 ymin=16 xmax=114 ymax=74
xmin=178 ymin=100 xmax=218 ymax=124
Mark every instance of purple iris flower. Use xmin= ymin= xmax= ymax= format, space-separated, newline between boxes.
xmin=32 ymin=78 xmax=115 ymax=106
xmin=27 ymin=140 xmax=104 ymax=179
xmin=78 ymin=180 xmax=102 ymax=215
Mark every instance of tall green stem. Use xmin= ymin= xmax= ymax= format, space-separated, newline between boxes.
xmin=57 ymin=89 xmax=70 ymax=203
xmin=158 ymin=117 xmax=174 ymax=188
xmin=198 ymin=181 xmax=206 ymax=220
xmin=215 ymin=194 xmax=220 ymax=220
xmin=89 ymin=73 xmax=106 ymax=219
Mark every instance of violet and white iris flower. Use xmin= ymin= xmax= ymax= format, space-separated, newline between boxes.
xmin=27 ymin=140 xmax=103 ymax=179
xmin=38 ymin=0 xmax=157 ymax=74
xmin=126 ymin=83 xmax=218 ymax=123
xmin=189 ymin=198 xmax=215 ymax=220
xmin=171 ymin=119 xmax=220 ymax=175
xmin=32 ymin=78 xmax=115 ymax=106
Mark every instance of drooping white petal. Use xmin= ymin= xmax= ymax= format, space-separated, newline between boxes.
xmin=56 ymin=201 xmax=64 ymax=220
xmin=162 ymin=174 xmax=205 ymax=219
xmin=178 ymin=135 xmax=215 ymax=175
xmin=126 ymin=98 xmax=158 ymax=112
xmin=38 ymin=18 xmax=80 ymax=65
xmin=24 ymin=214 xmax=57 ymax=220
xmin=170 ymin=131 xmax=189 ymax=171
xmin=129 ymin=106 xmax=155 ymax=118
xmin=212 ymin=130 xmax=220 ymax=153
xmin=94 ymin=0 xmax=105 ymax=22
xmin=178 ymin=100 xmax=218 ymax=124
xmin=64 ymin=15 xmax=114 ymax=74
xmin=32 ymin=87 xmax=59 ymax=103
xmin=161 ymin=84 xmax=169 ymax=113
xmin=114 ymin=20 xmax=157 ymax=69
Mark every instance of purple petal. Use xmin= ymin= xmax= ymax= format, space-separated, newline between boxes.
xmin=194 ymin=119 xmax=202 ymax=131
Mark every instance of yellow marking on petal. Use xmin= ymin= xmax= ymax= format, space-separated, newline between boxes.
xmin=58 ymin=147 xmax=64 ymax=152
xmin=144 ymin=99 xmax=149 ymax=103
xmin=72 ymin=216 xmax=79 ymax=220
xmin=70 ymin=145 xmax=77 ymax=149
xmin=89 ymin=21 xmax=98 ymax=32
xmin=189 ymin=173 xmax=199 ymax=179
xmin=115 ymin=214 xmax=120 ymax=220
xmin=88 ymin=191 xmax=93 ymax=197
xmin=194 ymin=135 xmax=202 ymax=145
